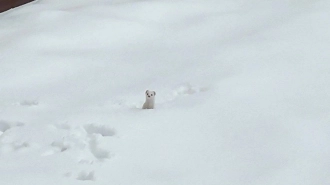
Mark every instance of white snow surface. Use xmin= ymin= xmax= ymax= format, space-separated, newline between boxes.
xmin=1 ymin=0 xmax=330 ymax=184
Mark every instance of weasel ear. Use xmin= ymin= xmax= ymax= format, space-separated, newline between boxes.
xmin=145 ymin=90 xmax=149 ymax=94
xmin=154 ymin=92 xmax=156 ymax=96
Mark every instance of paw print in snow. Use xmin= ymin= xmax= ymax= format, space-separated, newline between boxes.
xmin=84 ymin=124 xmax=115 ymax=137
xmin=77 ymin=171 xmax=95 ymax=181
xmin=173 ymin=83 xmax=209 ymax=96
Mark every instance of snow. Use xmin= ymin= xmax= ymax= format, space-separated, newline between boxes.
xmin=1 ymin=0 xmax=330 ymax=184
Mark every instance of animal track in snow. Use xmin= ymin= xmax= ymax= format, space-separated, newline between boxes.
xmin=83 ymin=124 xmax=114 ymax=160
xmin=51 ymin=140 xmax=71 ymax=152
xmin=19 ymin=100 xmax=39 ymax=106
xmin=159 ymin=83 xmax=209 ymax=105
xmin=173 ymin=83 xmax=208 ymax=96
xmin=89 ymin=135 xmax=110 ymax=160
xmin=42 ymin=122 xmax=115 ymax=181
xmin=41 ymin=126 xmax=87 ymax=156
xmin=12 ymin=142 xmax=30 ymax=151
xmin=0 ymin=120 xmax=28 ymax=153
xmin=84 ymin=124 xmax=116 ymax=137
xmin=53 ymin=122 xmax=71 ymax=130
xmin=0 ymin=141 xmax=30 ymax=153
xmin=42 ymin=140 xmax=72 ymax=156
xmin=0 ymin=120 xmax=24 ymax=133
xmin=0 ymin=121 xmax=11 ymax=133
xmin=77 ymin=171 xmax=95 ymax=181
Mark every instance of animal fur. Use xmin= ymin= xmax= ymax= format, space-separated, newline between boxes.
xmin=142 ymin=90 xmax=156 ymax=109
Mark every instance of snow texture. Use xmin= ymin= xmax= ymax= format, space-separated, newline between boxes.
xmin=0 ymin=0 xmax=330 ymax=185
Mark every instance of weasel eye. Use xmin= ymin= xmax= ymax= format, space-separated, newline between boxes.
xmin=151 ymin=94 xmax=153 ymax=96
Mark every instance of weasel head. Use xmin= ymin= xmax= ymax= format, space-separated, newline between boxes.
xmin=145 ymin=90 xmax=156 ymax=100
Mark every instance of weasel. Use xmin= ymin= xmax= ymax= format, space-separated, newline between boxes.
xmin=142 ymin=90 xmax=156 ymax=109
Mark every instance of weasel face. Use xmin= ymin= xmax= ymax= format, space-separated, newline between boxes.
xmin=145 ymin=90 xmax=156 ymax=99
xmin=143 ymin=90 xmax=156 ymax=109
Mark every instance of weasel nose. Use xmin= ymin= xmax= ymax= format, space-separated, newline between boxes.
xmin=148 ymin=96 xmax=150 ymax=97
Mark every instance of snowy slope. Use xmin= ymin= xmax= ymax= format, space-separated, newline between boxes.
xmin=1 ymin=0 xmax=330 ymax=185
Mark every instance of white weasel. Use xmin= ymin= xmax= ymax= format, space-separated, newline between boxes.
xmin=142 ymin=90 xmax=156 ymax=109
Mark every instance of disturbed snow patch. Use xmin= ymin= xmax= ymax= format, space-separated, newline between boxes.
xmin=173 ymin=83 xmax=209 ymax=96
xmin=19 ymin=100 xmax=39 ymax=106
xmin=77 ymin=171 xmax=95 ymax=181
xmin=84 ymin=123 xmax=116 ymax=137
xmin=0 ymin=120 xmax=24 ymax=133
xmin=89 ymin=135 xmax=110 ymax=160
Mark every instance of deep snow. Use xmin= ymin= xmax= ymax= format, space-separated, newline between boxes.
xmin=0 ymin=0 xmax=330 ymax=185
